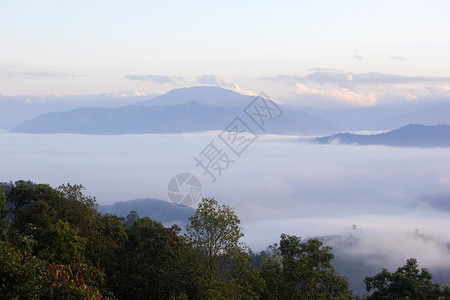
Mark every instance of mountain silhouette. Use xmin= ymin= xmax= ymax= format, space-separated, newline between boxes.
xmin=314 ymin=124 xmax=450 ymax=147
xmin=11 ymin=86 xmax=336 ymax=135
xmin=98 ymin=198 xmax=196 ymax=228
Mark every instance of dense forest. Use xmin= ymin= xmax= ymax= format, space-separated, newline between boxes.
xmin=1 ymin=181 xmax=449 ymax=299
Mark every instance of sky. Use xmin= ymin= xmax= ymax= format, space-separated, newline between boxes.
xmin=1 ymin=0 xmax=450 ymax=107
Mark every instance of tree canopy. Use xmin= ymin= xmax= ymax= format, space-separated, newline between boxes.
xmin=260 ymin=234 xmax=353 ymax=299
xmin=1 ymin=181 xmax=447 ymax=299
xmin=365 ymin=258 xmax=450 ymax=299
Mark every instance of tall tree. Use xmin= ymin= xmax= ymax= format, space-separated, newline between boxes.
xmin=186 ymin=197 xmax=245 ymax=288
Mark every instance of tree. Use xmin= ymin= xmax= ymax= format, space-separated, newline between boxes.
xmin=4 ymin=181 xmax=40 ymax=209
xmin=8 ymin=184 xmax=99 ymax=263
xmin=43 ymin=261 xmax=114 ymax=300
xmin=0 ymin=239 xmax=112 ymax=300
xmin=109 ymin=217 xmax=200 ymax=299
xmin=260 ymin=234 xmax=352 ymax=300
xmin=39 ymin=220 xmax=87 ymax=264
xmin=125 ymin=210 xmax=139 ymax=226
xmin=0 ymin=187 xmax=9 ymax=239
xmin=3 ymin=181 xmax=115 ymax=299
xmin=185 ymin=197 xmax=245 ymax=288
xmin=227 ymin=251 xmax=265 ymax=299
xmin=0 ymin=240 xmax=45 ymax=299
xmin=364 ymin=258 xmax=447 ymax=299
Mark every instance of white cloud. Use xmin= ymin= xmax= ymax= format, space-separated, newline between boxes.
xmin=197 ymin=74 xmax=256 ymax=96
xmin=425 ymin=85 xmax=450 ymax=93
xmin=110 ymin=91 xmax=149 ymax=98
xmin=257 ymin=71 xmax=450 ymax=108
xmin=263 ymin=72 xmax=450 ymax=86
xmin=295 ymin=83 xmax=377 ymax=107
xmin=306 ymin=72 xmax=450 ymax=85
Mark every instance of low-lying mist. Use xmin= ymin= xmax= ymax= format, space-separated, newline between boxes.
xmin=1 ymin=132 xmax=449 ymax=275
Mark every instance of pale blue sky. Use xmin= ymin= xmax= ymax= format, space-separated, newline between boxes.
xmin=1 ymin=0 xmax=450 ymax=106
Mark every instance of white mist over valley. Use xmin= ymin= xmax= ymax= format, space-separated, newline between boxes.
xmin=2 ymin=131 xmax=449 ymax=272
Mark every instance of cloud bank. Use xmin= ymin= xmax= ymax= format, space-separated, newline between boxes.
xmin=264 ymin=72 xmax=450 ymax=86
xmin=259 ymin=71 xmax=450 ymax=108
xmin=295 ymin=83 xmax=377 ymax=107
xmin=1 ymin=132 xmax=449 ymax=275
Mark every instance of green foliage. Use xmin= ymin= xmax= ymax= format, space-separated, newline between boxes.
xmin=5 ymin=181 xmax=41 ymax=209
xmin=92 ymin=214 xmax=128 ymax=276
xmin=184 ymin=197 xmax=266 ymax=298
xmin=0 ymin=187 xmax=10 ymax=239
xmin=42 ymin=262 xmax=114 ymax=300
xmin=4 ymin=180 xmax=447 ymax=300
xmin=3 ymin=181 xmax=114 ymax=299
xmin=0 ymin=240 xmax=111 ymax=300
xmin=57 ymin=183 xmax=98 ymax=210
xmin=186 ymin=197 xmax=245 ymax=286
xmin=260 ymin=251 xmax=283 ymax=299
xmin=260 ymin=234 xmax=352 ymax=300
xmin=365 ymin=258 xmax=447 ymax=299
xmin=107 ymin=217 xmax=201 ymax=299
xmin=120 ymin=218 xmax=180 ymax=297
xmin=40 ymin=220 xmax=87 ymax=264
xmin=0 ymin=241 xmax=45 ymax=299
xmin=228 ymin=251 xmax=265 ymax=299
xmin=125 ymin=210 xmax=139 ymax=226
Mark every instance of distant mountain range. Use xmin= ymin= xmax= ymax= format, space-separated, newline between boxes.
xmin=11 ymin=86 xmax=336 ymax=135
xmin=0 ymin=93 xmax=154 ymax=130
xmin=8 ymin=86 xmax=450 ymax=135
xmin=98 ymin=198 xmax=195 ymax=229
xmin=314 ymin=124 xmax=450 ymax=147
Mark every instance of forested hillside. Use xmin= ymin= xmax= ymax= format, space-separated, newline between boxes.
xmin=1 ymin=181 xmax=448 ymax=299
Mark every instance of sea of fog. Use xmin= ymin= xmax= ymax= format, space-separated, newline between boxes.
xmin=1 ymin=132 xmax=450 ymax=272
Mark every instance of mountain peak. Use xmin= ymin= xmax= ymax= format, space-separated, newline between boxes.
xmin=11 ymin=86 xmax=337 ymax=135
xmin=141 ymin=86 xmax=251 ymax=107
